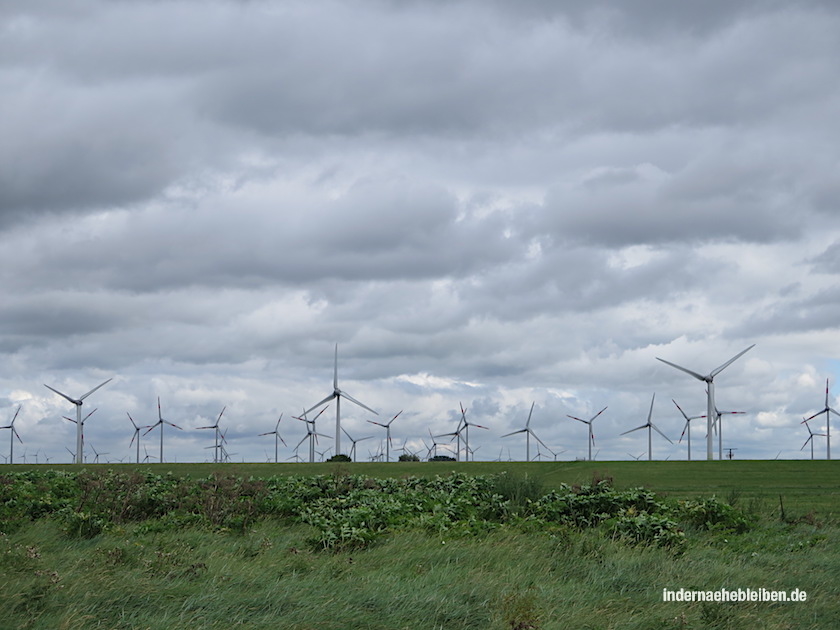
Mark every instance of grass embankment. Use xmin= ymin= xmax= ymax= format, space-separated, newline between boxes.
xmin=1 ymin=462 xmax=838 ymax=629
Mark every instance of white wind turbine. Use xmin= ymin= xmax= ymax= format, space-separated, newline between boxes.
xmin=197 ymin=407 xmax=226 ymax=464
xmin=341 ymin=426 xmax=373 ymax=462
xmin=126 ymin=413 xmax=147 ymax=464
xmin=259 ymin=415 xmax=287 ymax=463
xmin=567 ymin=406 xmax=607 ymax=462
xmin=44 ymin=378 xmax=112 ymax=464
xmin=294 ymin=406 xmax=330 ymax=463
xmin=673 ymin=399 xmax=705 ymax=462
xmin=143 ymin=398 xmax=184 ymax=463
xmin=305 ymin=344 xmax=378 ymax=458
xmin=367 ymin=411 xmax=402 ymax=462
xmin=502 ymin=402 xmax=550 ymax=462
xmin=801 ymin=419 xmax=826 ymax=460
xmin=803 ymin=378 xmax=839 ymax=460
xmin=0 ymin=406 xmax=23 ymax=465
xmin=620 ymin=394 xmax=673 ymax=461
xmin=656 ymin=345 xmax=754 ymax=460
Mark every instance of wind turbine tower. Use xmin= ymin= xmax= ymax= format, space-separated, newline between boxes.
xmin=803 ymin=378 xmax=839 ymax=460
xmin=44 ymin=378 xmax=112 ymax=464
xmin=567 ymin=405 xmax=607 ymax=462
xmin=305 ymin=344 xmax=378 ymax=457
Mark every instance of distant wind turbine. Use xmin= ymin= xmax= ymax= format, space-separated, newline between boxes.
xmin=710 ymin=404 xmax=744 ymax=461
xmin=620 ymin=394 xmax=672 ymax=461
xmin=259 ymin=415 xmax=287 ymax=463
xmin=341 ymin=426 xmax=373 ymax=462
xmin=304 ymin=343 xmax=378 ymax=458
xmin=673 ymin=399 xmax=705 ymax=462
xmin=801 ymin=419 xmax=826 ymax=460
xmin=143 ymin=398 xmax=183 ymax=463
xmin=502 ymin=402 xmax=550 ymax=462
xmin=127 ymin=413 xmax=147 ymax=464
xmin=656 ymin=345 xmax=753 ymax=460
xmin=457 ymin=403 xmax=488 ymax=462
xmin=367 ymin=411 xmax=403 ymax=462
xmin=567 ymin=405 xmax=607 ymax=462
xmin=44 ymin=378 xmax=112 ymax=464
xmin=197 ymin=407 xmax=226 ymax=464
xmin=803 ymin=378 xmax=839 ymax=460
xmin=294 ymin=406 xmax=330 ymax=463
xmin=62 ymin=408 xmax=97 ymax=461
xmin=0 ymin=406 xmax=23 ymax=465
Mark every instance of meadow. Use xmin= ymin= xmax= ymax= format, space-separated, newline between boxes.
xmin=1 ymin=460 xmax=838 ymax=629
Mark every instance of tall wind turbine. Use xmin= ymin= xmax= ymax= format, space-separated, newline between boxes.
xmin=341 ymin=426 xmax=373 ymax=462
xmin=673 ymin=400 xmax=705 ymax=461
xmin=620 ymin=394 xmax=672 ymax=461
xmin=44 ymin=378 xmax=112 ymax=464
xmin=197 ymin=407 xmax=226 ymax=464
xmin=259 ymin=415 xmax=287 ymax=463
xmin=803 ymin=378 xmax=839 ymax=460
xmin=305 ymin=344 xmax=378 ymax=457
xmin=143 ymin=398 xmax=183 ymax=463
xmin=801 ymin=419 xmax=826 ymax=460
xmin=567 ymin=406 xmax=607 ymax=462
xmin=367 ymin=410 xmax=402 ymax=462
xmin=656 ymin=345 xmax=753 ymax=460
xmin=0 ymin=406 xmax=22 ymax=464
xmin=502 ymin=402 xmax=549 ymax=462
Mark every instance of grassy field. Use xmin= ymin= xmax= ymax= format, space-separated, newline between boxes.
xmin=1 ymin=461 xmax=838 ymax=629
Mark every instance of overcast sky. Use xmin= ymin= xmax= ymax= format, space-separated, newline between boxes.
xmin=2 ymin=0 xmax=839 ymax=465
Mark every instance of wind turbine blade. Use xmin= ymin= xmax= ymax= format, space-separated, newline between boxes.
xmin=341 ymin=391 xmax=378 ymax=415
xmin=651 ymin=423 xmax=673 ymax=444
xmin=621 ymin=424 xmax=647 ymax=435
xmin=367 ymin=420 xmax=387 ymax=428
xmin=386 ymin=410 xmax=403 ymax=425
xmin=79 ymin=378 xmax=113 ymax=401
xmin=12 ymin=428 xmax=22 ymax=444
xmin=801 ymin=436 xmax=813 ymax=450
xmin=526 ymin=402 xmax=534 ymax=428
xmin=646 ymin=393 xmax=656 ymax=423
xmin=804 ymin=411 xmax=823 ymax=422
xmin=294 ymin=434 xmax=308 ymax=450
xmin=501 ymin=429 xmax=527 ymax=438
xmin=158 ymin=397 xmax=163 ymax=421
xmin=567 ymin=415 xmax=588 ymax=425
xmin=472 ymin=423 xmax=490 ymax=430
xmin=127 ymin=413 xmax=139 ymax=430
xmin=44 ymin=384 xmax=78 ymax=405
xmin=829 ymin=407 xmax=840 ymax=417
xmin=304 ymin=394 xmax=336 ymax=416
xmin=589 ymin=406 xmax=608 ymax=422
xmin=678 ymin=421 xmax=689 ymax=443
xmin=529 ymin=430 xmax=550 ymax=450
xmin=11 ymin=406 xmax=21 ymax=424
xmin=672 ymin=399 xmax=691 ymax=421
xmin=709 ymin=344 xmax=755 ymax=378
xmin=656 ymin=358 xmax=706 ymax=381
xmin=334 ymin=343 xmax=339 ymax=390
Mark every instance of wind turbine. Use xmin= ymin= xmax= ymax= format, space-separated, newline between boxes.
xmin=44 ymin=378 xmax=112 ymax=464
xmin=143 ymin=398 xmax=183 ymax=463
xmin=567 ymin=405 xmax=607 ymax=462
xmin=803 ymin=378 xmax=839 ymax=460
xmin=502 ymin=402 xmax=550 ymax=462
xmin=656 ymin=345 xmax=753 ymax=460
xmin=294 ymin=406 xmax=330 ymax=463
xmin=367 ymin=410 xmax=402 ymax=462
xmin=620 ymin=394 xmax=673 ymax=461
xmin=197 ymin=407 xmax=226 ymax=464
xmin=341 ymin=426 xmax=373 ymax=462
xmin=259 ymin=415 xmax=287 ymax=463
xmin=673 ymin=399 xmax=705 ymax=461
xmin=90 ymin=444 xmax=108 ymax=464
xmin=457 ymin=403 xmax=488 ymax=462
xmin=710 ymin=404 xmax=744 ymax=461
xmin=304 ymin=343 xmax=378 ymax=458
xmin=0 ymin=406 xmax=22 ymax=465
xmin=801 ymin=419 xmax=826 ymax=460
xmin=628 ymin=452 xmax=644 ymax=461
xmin=424 ymin=429 xmax=452 ymax=460
xmin=434 ymin=413 xmax=466 ymax=461
xmin=127 ymin=413 xmax=147 ymax=464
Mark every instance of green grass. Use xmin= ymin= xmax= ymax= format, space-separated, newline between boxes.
xmin=1 ymin=461 xmax=839 ymax=629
